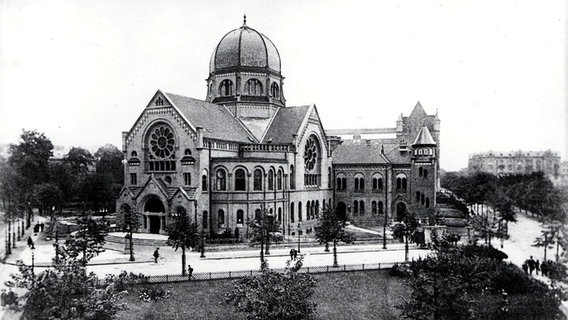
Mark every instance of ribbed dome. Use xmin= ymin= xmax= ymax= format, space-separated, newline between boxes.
xmin=209 ymin=24 xmax=281 ymax=74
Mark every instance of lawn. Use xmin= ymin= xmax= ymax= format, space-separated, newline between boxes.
xmin=116 ymin=269 xmax=408 ymax=320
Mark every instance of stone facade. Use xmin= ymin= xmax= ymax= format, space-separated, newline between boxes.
xmin=116 ymin=20 xmax=440 ymax=237
xmin=468 ymin=150 xmax=560 ymax=177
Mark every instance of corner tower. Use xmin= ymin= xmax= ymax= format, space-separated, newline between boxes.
xmin=206 ymin=16 xmax=286 ymax=139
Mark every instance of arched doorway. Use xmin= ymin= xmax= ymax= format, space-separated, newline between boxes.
xmin=396 ymin=202 xmax=407 ymax=221
xmin=337 ymin=202 xmax=347 ymax=221
xmin=144 ymin=198 xmax=165 ymax=234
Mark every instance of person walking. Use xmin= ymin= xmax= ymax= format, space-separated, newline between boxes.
xmin=27 ymin=236 xmax=34 ymax=248
xmin=188 ymin=264 xmax=194 ymax=279
xmin=535 ymin=260 xmax=540 ymax=275
xmin=153 ymin=247 xmax=160 ymax=263
xmin=289 ymin=248 xmax=295 ymax=260
xmin=293 ymin=248 xmax=298 ymax=260
xmin=528 ymin=256 xmax=535 ymax=275
xmin=522 ymin=261 xmax=528 ymax=274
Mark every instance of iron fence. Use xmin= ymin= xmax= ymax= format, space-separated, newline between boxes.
xmin=141 ymin=262 xmax=399 ymax=284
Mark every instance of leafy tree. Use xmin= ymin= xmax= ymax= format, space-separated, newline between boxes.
xmin=48 ymin=161 xmax=75 ymax=213
xmin=225 ymin=256 xmax=317 ymax=320
xmin=94 ymin=144 xmax=124 ymax=185
xmin=65 ymin=213 xmax=108 ymax=266
xmin=7 ymin=130 xmax=54 ymax=226
xmin=314 ymin=205 xmax=354 ymax=267
xmin=166 ymin=208 xmax=200 ymax=275
xmin=248 ymin=206 xmax=282 ymax=269
xmin=64 ymin=147 xmax=94 ymax=176
xmin=7 ymin=232 xmax=127 ymax=320
xmin=31 ymin=182 xmax=62 ymax=218
xmin=121 ymin=204 xmax=139 ymax=261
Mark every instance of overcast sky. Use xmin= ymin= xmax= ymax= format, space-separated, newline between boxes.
xmin=1 ymin=0 xmax=566 ymax=171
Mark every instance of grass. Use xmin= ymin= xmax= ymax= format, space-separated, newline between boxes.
xmin=116 ymin=270 xmax=408 ymax=320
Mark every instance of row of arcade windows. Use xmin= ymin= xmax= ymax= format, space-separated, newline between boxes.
xmin=218 ymin=79 xmax=281 ymax=98
xmin=415 ymin=191 xmax=431 ymax=208
xmin=290 ymin=199 xmax=329 ymax=223
xmin=353 ymin=200 xmax=385 ymax=215
xmin=214 ymin=168 xmax=285 ymax=191
xmin=418 ymin=167 xmax=429 ymax=179
xmin=336 ymin=173 xmax=387 ymax=192
xmin=129 ymin=172 xmax=191 ymax=186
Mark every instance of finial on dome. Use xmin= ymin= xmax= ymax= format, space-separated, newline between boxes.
xmin=243 ymin=14 xmax=247 ymax=26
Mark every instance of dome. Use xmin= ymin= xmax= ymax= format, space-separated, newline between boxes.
xmin=209 ymin=22 xmax=281 ymax=74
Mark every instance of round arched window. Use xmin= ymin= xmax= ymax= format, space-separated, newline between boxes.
xmin=304 ymin=138 xmax=318 ymax=172
xmin=150 ymin=126 xmax=175 ymax=159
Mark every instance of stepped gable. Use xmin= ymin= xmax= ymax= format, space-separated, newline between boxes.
xmin=164 ymin=92 xmax=253 ymax=143
xmin=261 ymin=105 xmax=310 ymax=144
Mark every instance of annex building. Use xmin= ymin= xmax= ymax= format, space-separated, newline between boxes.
xmin=116 ymin=19 xmax=440 ymax=239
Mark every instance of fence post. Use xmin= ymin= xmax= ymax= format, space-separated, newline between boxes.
xmin=307 ymin=267 xmax=309 ymax=273
xmin=209 ymin=272 xmax=212 ymax=280
xmin=327 ymin=266 xmax=329 ymax=272
xmin=229 ymin=271 xmax=231 ymax=279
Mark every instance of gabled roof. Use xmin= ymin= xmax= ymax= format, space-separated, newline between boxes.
xmin=408 ymin=101 xmax=427 ymax=119
xmin=412 ymin=126 xmax=436 ymax=146
xmin=164 ymin=92 xmax=253 ymax=143
xmin=261 ymin=105 xmax=311 ymax=144
xmin=332 ymin=142 xmax=390 ymax=165
xmin=382 ymin=143 xmax=412 ymax=164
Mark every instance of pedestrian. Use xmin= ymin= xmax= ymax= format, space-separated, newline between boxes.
xmin=188 ymin=264 xmax=194 ymax=279
xmin=1 ymin=289 xmax=6 ymax=309
xmin=522 ymin=261 xmax=528 ymax=274
xmin=153 ymin=247 xmax=160 ymax=263
xmin=528 ymin=256 xmax=535 ymax=275
xmin=535 ymin=260 xmax=540 ymax=275
xmin=293 ymin=249 xmax=298 ymax=260
xmin=541 ymin=260 xmax=548 ymax=276
xmin=289 ymin=248 xmax=294 ymax=260
xmin=27 ymin=236 xmax=34 ymax=248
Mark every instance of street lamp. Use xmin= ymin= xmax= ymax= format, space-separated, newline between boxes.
xmin=297 ymin=223 xmax=301 ymax=253
xmin=383 ymin=208 xmax=388 ymax=250
xmin=31 ymin=243 xmax=36 ymax=278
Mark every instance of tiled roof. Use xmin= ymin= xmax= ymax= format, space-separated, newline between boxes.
xmin=412 ymin=126 xmax=436 ymax=145
xmin=383 ymin=143 xmax=412 ymax=164
xmin=332 ymin=142 xmax=390 ymax=165
xmin=262 ymin=106 xmax=311 ymax=144
xmin=164 ymin=92 xmax=253 ymax=142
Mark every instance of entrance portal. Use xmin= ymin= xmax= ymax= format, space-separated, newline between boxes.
xmin=396 ymin=202 xmax=407 ymax=221
xmin=336 ymin=202 xmax=347 ymax=221
xmin=149 ymin=215 xmax=161 ymax=234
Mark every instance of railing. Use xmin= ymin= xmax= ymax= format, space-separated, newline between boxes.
xmin=141 ymin=262 xmax=398 ymax=284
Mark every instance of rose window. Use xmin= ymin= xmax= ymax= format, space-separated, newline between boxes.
xmin=304 ymin=138 xmax=318 ymax=172
xmin=150 ymin=126 xmax=175 ymax=159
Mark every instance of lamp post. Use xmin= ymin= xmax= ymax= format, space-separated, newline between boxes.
xmin=297 ymin=223 xmax=301 ymax=253
xmin=31 ymin=243 xmax=36 ymax=279
xmin=383 ymin=211 xmax=387 ymax=250
xmin=404 ymin=224 xmax=409 ymax=262
xmin=128 ymin=225 xmax=135 ymax=262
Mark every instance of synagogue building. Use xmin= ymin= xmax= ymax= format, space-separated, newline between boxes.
xmin=116 ymin=19 xmax=440 ymax=239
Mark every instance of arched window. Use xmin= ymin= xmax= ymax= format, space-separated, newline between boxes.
xmin=277 ymin=169 xmax=283 ymax=190
xmin=360 ymin=200 xmax=365 ymax=215
xmin=202 ymin=170 xmax=208 ymax=191
xmin=416 ymin=191 xmax=421 ymax=202
xmin=278 ymin=208 xmax=282 ymax=222
xmin=306 ymin=202 xmax=310 ymax=220
xmin=353 ymin=201 xmax=359 ymax=215
xmin=426 ymin=197 xmax=430 ymax=208
xmin=424 ymin=169 xmax=428 ymax=179
xmin=354 ymin=173 xmax=364 ymax=191
xmin=290 ymin=165 xmax=295 ymax=190
xmin=245 ymin=79 xmax=263 ymax=95
xmin=328 ymin=167 xmax=332 ymax=188
xmin=298 ymin=201 xmax=303 ymax=221
xmin=372 ymin=173 xmax=383 ymax=191
xmin=396 ymin=174 xmax=407 ymax=192
xmin=218 ymin=209 xmax=225 ymax=227
xmin=372 ymin=201 xmax=377 ymax=214
xmin=253 ymin=169 xmax=263 ymax=191
xmin=203 ymin=211 xmax=208 ymax=228
xmin=219 ymin=80 xmax=233 ymax=96
xmin=268 ymin=169 xmax=274 ymax=191
xmin=378 ymin=201 xmax=384 ymax=214
xmin=336 ymin=173 xmax=347 ymax=191
xmin=303 ymin=135 xmax=321 ymax=187
xmin=270 ymin=82 xmax=280 ymax=98
xmin=146 ymin=123 xmax=177 ymax=172
xmin=235 ymin=168 xmax=246 ymax=191
xmin=236 ymin=210 xmax=244 ymax=225
xmin=291 ymin=202 xmax=295 ymax=223
xmin=315 ymin=200 xmax=320 ymax=218
xmin=216 ymin=169 xmax=226 ymax=191
xmin=342 ymin=177 xmax=347 ymax=190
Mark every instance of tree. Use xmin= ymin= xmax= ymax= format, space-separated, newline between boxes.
xmin=121 ymin=204 xmax=139 ymax=261
xmin=94 ymin=144 xmax=124 ymax=185
xmin=166 ymin=208 xmax=200 ymax=276
xmin=65 ymin=213 xmax=108 ymax=266
xmin=314 ymin=205 xmax=354 ymax=267
xmin=392 ymin=213 xmax=419 ymax=261
xmin=31 ymin=182 xmax=62 ymax=218
xmin=225 ymin=256 xmax=317 ymax=320
xmin=248 ymin=205 xmax=282 ymax=269
xmin=7 ymin=130 xmax=54 ymax=226
xmin=8 ymin=238 xmax=127 ymax=320
xmin=64 ymin=147 xmax=94 ymax=176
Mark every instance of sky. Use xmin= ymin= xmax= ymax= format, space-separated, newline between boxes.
xmin=0 ymin=0 xmax=566 ymax=171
